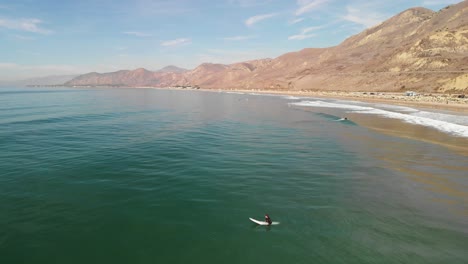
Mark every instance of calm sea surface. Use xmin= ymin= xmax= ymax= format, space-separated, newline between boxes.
xmin=0 ymin=87 xmax=467 ymax=263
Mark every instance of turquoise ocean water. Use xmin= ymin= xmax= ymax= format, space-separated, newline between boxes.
xmin=0 ymin=87 xmax=467 ymax=263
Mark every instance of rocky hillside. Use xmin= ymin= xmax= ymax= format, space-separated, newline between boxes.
xmin=66 ymin=1 xmax=468 ymax=93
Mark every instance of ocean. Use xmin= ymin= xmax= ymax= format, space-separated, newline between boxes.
xmin=0 ymin=87 xmax=467 ymax=263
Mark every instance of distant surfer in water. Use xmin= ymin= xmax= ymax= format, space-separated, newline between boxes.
xmin=265 ymin=214 xmax=272 ymax=225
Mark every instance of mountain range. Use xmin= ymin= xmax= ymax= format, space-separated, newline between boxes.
xmin=0 ymin=74 xmax=79 ymax=86
xmin=65 ymin=1 xmax=468 ymax=93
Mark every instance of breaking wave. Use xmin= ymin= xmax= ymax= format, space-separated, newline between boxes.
xmin=291 ymin=100 xmax=468 ymax=138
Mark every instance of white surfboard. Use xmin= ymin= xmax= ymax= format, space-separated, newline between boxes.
xmin=249 ymin=217 xmax=280 ymax=225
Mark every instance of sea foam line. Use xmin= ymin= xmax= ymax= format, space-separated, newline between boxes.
xmin=283 ymin=96 xmax=302 ymax=100
xmin=291 ymin=100 xmax=468 ymax=138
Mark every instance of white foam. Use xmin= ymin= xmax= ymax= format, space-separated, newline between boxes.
xmin=284 ymin=96 xmax=302 ymax=100
xmin=373 ymin=104 xmax=418 ymax=113
xmin=345 ymin=101 xmax=467 ymax=126
xmin=357 ymin=108 xmax=468 ymax=137
xmin=292 ymin=100 xmax=373 ymax=111
xmin=225 ymin=91 xmax=245 ymax=95
xmin=248 ymin=93 xmax=281 ymax=97
xmin=413 ymin=111 xmax=468 ymax=126
xmin=291 ymin=100 xmax=468 ymax=138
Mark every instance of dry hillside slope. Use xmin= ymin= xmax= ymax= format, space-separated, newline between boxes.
xmin=66 ymin=1 xmax=468 ymax=93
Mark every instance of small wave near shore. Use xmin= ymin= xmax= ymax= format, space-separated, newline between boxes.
xmin=290 ymin=100 xmax=468 ymax=138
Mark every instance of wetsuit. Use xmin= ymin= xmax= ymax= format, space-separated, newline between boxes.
xmin=265 ymin=215 xmax=272 ymax=225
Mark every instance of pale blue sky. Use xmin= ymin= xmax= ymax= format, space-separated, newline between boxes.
xmin=0 ymin=0 xmax=461 ymax=80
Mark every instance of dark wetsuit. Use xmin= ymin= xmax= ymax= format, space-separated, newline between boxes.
xmin=265 ymin=215 xmax=272 ymax=225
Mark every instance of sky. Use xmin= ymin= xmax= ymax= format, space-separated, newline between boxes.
xmin=0 ymin=0 xmax=462 ymax=80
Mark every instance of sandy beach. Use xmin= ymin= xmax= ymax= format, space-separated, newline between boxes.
xmin=95 ymin=85 xmax=468 ymax=113
xmin=208 ymin=89 xmax=468 ymax=113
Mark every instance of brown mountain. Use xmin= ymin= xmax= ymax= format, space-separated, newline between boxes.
xmin=158 ymin=65 xmax=188 ymax=73
xmin=66 ymin=67 xmax=185 ymax=87
xmin=66 ymin=1 xmax=468 ymax=92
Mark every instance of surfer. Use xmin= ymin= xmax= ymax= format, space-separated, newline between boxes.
xmin=265 ymin=214 xmax=272 ymax=226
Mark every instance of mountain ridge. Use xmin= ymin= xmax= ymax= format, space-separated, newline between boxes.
xmin=0 ymin=74 xmax=79 ymax=86
xmin=65 ymin=2 xmax=468 ymax=92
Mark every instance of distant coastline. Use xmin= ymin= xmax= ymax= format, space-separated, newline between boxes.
xmin=21 ymin=84 xmax=468 ymax=113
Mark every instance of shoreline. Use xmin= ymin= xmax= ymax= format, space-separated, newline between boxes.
xmin=204 ymin=89 xmax=468 ymax=113
xmin=9 ymin=85 xmax=468 ymax=154
xmin=201 ymin=88 xmax=467 ymax=155
xmin=15 ymin=85 xmax=468 ymax=113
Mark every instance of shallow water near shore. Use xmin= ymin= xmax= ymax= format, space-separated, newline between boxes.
xmin=1 ymin=87 xmax=467 ymax=263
